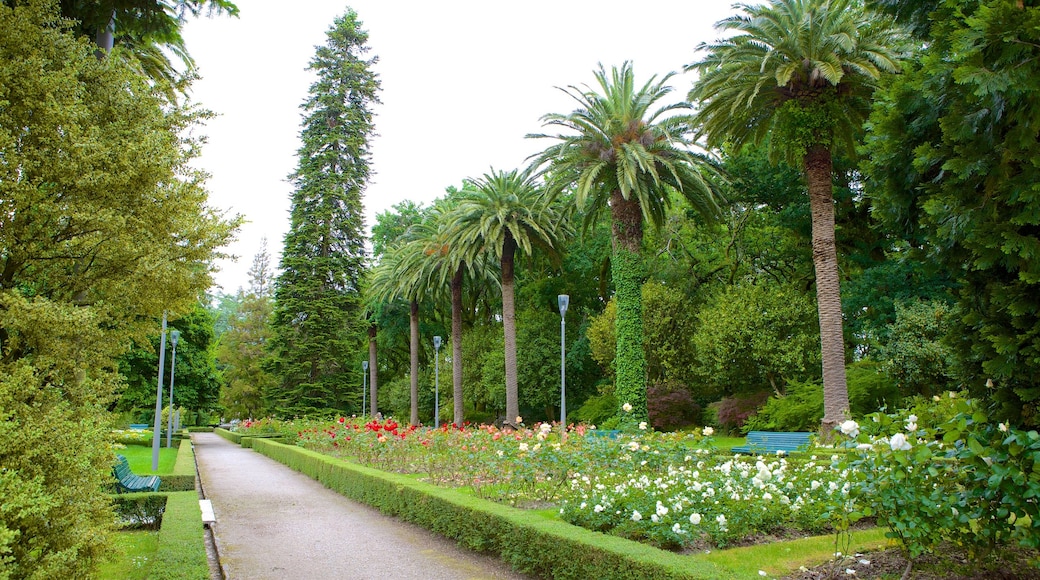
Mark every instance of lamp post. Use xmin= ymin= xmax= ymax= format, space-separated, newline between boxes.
xmin=558 ymin=295 xmax=569 ymax=434
xmin=362 ymin=360 xmax=369 ymax=417
xmin=151 ymin=314 xmax=168 ymax=470
xmin=433 ymin=335 xmax=442 ymax=428
xmin=166 ymin=329 xmax=180 ymax=448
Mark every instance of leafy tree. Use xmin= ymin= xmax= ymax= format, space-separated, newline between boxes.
xmin=532 ymin=62 xmax=722 ymax=422
xmin=217 ymin=240 xmax=276 ymax=419
xmin=454 ymin=169 xmax=570 ymax=425
xmin=50 ymin=0 xmax=239 ymax=100
xmin=687 ymin=0 xmax=903 ymax=432
xmin=267 ymin=9 xmax=378 ymax=416
xmin=0 ymin=2 xmax=236 ymax=575
xmin=862 ymin=0 xmax=1040 ymax=425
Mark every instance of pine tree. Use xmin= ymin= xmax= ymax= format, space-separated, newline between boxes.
xmin=267 ymin=10 xmax=380 ymax=416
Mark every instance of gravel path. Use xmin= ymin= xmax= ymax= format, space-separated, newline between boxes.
xmin=192 ymin=433 xmax=530 ymax=580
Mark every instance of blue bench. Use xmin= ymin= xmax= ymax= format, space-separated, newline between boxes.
xmin=113 ymin=454 xmax=161 ymax=493
xmin=731 ymin=431 xmax=813 ymax=455
xmin=129 ymin=423 xmax=149 ymax=430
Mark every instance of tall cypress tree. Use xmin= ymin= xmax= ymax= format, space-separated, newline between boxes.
xmin=267 ymin=9 xmax=379 ymax=416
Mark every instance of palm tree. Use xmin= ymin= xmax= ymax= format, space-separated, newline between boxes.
xmin=453 ymin=169 xmax=570 ymax=427
xmin=529 ymin=62 xmax=722 ymax=422
xmin=687 ymin=0 xmax=902 ymax=433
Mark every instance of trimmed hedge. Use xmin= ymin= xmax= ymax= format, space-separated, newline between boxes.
xmin=251 ymin=439 xmax=732 ymax=580
xmin=214 ymin=428 xmax=286 ymax=448
xmin=158 ymin=438 xmax=196 ymax=492
xmin=151 ymin=491 xmax=209 ymax=580
xmin=112 ymin=492 xmax=167 ymax=530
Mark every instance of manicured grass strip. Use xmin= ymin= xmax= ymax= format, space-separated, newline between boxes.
xmin=97 ymin=530 xmax=160 ymax=579
xmin=252 ymin=438 xmax=734 ymax=580
xmin=694 ymin=527 xmax=892 ymax=578
xmin=150 ymin=491 xmax=208 ymax=580
xmin=119 ymin=444 xmax=178 ymax=474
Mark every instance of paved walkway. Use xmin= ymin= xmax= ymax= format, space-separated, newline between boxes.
xmin=192 ymin=433 xmax=530 ymax=580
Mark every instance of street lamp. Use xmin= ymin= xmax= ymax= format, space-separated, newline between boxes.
xmin=166 ymin=329 xmax=180 ymax=448
xmin=362 ymin=360 xmax=369 ymax=417
xmin=151 ymin=314 xmax=168 ymax=470
xmin=433 ymin=335 xmax=442 ymax=428
xmin=558 ymin=295 xmax=569 ymax=434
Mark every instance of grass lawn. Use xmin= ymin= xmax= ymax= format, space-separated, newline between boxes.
xmin=693 ymin=527 xmax=892 ymax=578
xmin=97 ymin=530 xmax=159 ymax=580
xmin=118 ymin=444 xmax=179 ymax=475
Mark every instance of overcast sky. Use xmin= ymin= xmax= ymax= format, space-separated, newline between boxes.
xmin=180 ymin=0 xmax=737 ymax=294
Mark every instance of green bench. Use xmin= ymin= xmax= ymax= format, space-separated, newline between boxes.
xmin=731 ymin=431 xmax=813 ymax=455
xmin=113 ymin=454 xmax=161 ymax=493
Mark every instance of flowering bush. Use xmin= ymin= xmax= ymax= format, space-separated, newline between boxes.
xmin=833 ymin=393 xmax=1040 ymax=566
xmin=559 ymin=450 xmax=842 ymax=548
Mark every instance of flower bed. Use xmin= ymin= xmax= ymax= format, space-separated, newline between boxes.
xmin=240 ymin=416 xmax=850 ymax=549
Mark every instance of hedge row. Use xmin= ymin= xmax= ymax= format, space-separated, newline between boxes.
xmin=250 ymin=438 xmax=731 ymax=580
xmin=158 ymin=438 xmax=197 ymax=492
xmin=107 ymin=491 xmax=208 ymax=579
xmin=150 ymin=491 xmax=209 ymax=580
xmin=214 ymin=427 xmax=286 ymax=448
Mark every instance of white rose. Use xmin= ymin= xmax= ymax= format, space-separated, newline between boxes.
xmin=631 ymin=510 xmax=642 ymax=521
xmin=839 ymin=420 xmax=860 ymax=438
xmin=689 ymin=513 xmax=702 ymax=525
xmin=889 ymin=433 xmax=911 ymax=451
xmin=622 ymin=403 xmax=633 ymax=413
xmin=703 ymin=426 xmax=714 ymax=436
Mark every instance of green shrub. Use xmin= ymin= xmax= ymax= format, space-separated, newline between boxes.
xmin=744 ymin=379 xmax=822 ymax=432
xmin=846 ymin=359 xmax=902 ymax=415
xmin=571 ymin=391 xmax=618 ymax=426
xmin=833 ymin=395 xmax=1040 ymax=568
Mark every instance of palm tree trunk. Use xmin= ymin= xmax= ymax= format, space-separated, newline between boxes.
xmin=804 ymin=145 xmax=849 ymax=434
xmin=410 ymin=299 xmax=419 ymax=426
xmin=502 ymin=233 xmax=519 ymax=425
xmin=368 ymin=322 xmax=377 ymax=416
xmin=451 ymin=265 xmax=465 ymax=426
xmin=610 ymin=191 xmax=648 ymax=421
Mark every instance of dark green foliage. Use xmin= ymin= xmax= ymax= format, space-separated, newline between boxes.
xmin=862 ymin=0 xmax=1040 ymax=424
xmin=268 ymin=9 xmax=379 ymax=416
xmin=250 ymin=438 xmax=728 ymax=579
xmin=571 ymin=391 xmax=618 ymax=427
xmin=846 ymin=359 xmax=903 ymax=415
xmin=875 ymin=300 xmax=958 ymax=397
xmin=118 ymin=302 xmax=221 ymax=415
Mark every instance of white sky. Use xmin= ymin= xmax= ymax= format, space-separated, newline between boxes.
xmin=181 ymin=0 xmax=737 ymax=294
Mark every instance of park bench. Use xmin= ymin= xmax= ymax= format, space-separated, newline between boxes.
xmin=129 ymin=423 xmax=149 ymax=430
xmin=113 ymin=454 xmax=161 ymax=493
xmin=731 ymin=431 xmax=813 ymax=455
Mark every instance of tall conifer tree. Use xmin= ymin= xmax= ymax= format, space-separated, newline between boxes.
xmin=267 ymin=9 xmax=379 ymax=416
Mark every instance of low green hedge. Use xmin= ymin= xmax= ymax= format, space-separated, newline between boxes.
xmin=214 ymin=427 xmax=241 ymax=444
xmin=112 ymin=492 xmax=167 ymax=530
xmin=150 ymin=491 xmax=209 ymax=580
xmin=158 ymin=439 xmax=196 ymax=492
xmin=214 ymin=428 xmax=286 ymax=448
xmin=251 ymin=439 xmax=732 ymax=580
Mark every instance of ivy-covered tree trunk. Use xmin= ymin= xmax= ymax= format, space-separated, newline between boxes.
xmin=610 ymin=191 xmax=648 ymax=422
xmin=410 ymin=298 xmax=419 ymax=425
xmin=451 ymin=265 xmax=465 ymax=425
xmin=267 ymin=9 xmax=379 ymax=416
xmin=805 ymin=145 xmax=849 ymax=432
xmin=502 ymin=232 xmax=520 ymax=425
